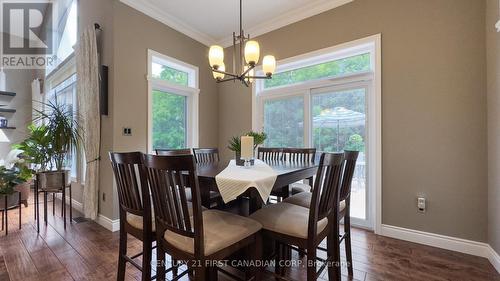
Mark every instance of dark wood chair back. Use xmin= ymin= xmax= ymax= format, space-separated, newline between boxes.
xmin=193 ymin=148 xmax=220 ymax=164
xmin=109 ymin=152 xmax=150 ymax=219
xmin=257 ymin=147 xmax=283 ymax=162
xmin=309 ymin=153 xmax=344 ymax=223
xmin=283 ymin=148 xmax=316 ymax=163
xmin=340 ymin=151 xmax=359 ymax=202
xmin=142 ymin=154 xmax=204 ymax=254
xmin=155 ymin=149 xmax=192 ymax=156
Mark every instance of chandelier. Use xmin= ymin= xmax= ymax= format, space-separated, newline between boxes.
xmin=208 ymin=0 xmax=276 ymax=87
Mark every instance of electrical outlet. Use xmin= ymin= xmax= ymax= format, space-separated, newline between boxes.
xmin=102 ymin=192 xmax=106 ymax=202
xmin=123 ymin=127 xmax=132 ymax=136
xmin=417 ymin=197 xmax=426 ymax=213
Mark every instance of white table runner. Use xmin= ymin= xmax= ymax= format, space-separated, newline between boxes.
xmin=215 ymin=159 xmax=278 ymax=203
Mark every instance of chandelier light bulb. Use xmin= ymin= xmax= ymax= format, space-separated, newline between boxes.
xmin=209 ymin=45 xmax=224 ymax=69
xmin=262 ymin=55 xmax=276 ymax=76
xmin=213 ymin=63 xmax=225 ymax=80
xmin=244 ymin=40 xmax=260 ymax=65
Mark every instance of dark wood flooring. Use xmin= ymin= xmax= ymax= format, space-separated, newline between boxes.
xmin=0 ymin=194 xmax=498 ymax=281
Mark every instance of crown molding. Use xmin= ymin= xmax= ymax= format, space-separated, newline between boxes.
xmin=216 ymin=0 xmax=355 ymax=47
xmin=120 ymin=0 xmax=216 ymax=46
xmin=120 ymin=0 xmax=354 ymax=47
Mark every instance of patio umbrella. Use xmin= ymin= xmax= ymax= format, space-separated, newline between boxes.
xmin=313 ymin=107 xmax=365 ymax=151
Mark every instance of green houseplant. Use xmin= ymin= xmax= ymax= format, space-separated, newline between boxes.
xmin=228 ymin=131 xmax=267 ymax=165
xmin=16 ymin=100 xmax=83 ymax=191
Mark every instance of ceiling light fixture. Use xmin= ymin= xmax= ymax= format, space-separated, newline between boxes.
xmin=208 ymin=0 xmax=276 ymax=87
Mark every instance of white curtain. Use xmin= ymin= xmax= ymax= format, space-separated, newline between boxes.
xmin=31 ymin=79 xmax=42 ymax=122
xmin=76 ymin=26 xmax=100 ymax=220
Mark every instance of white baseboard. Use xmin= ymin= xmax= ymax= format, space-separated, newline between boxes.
xmin=96 ymin=214 xmax=120 ymax=232
xmin=53 ymin=194 xmax=119 ymax=232
xmin=487 ymin=245 xmax=500 ymax=274
xmin=380 ymin=224 xmax=500 ymax=274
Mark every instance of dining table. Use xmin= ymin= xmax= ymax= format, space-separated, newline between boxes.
xmin=196 ymin=160 xmax=318 ymax=214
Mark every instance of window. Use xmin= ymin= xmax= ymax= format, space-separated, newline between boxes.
xmin=265 ymin=53 xmax=370 ymax=89
xmin=47 ymin=0 xmax=78 ymax=74
xmin=148 ymin=50 xmax=199 ymax=152
xmin=43 ymin=0 xmax=80 ymax=181
xmin=46 ymin=74 xmax=78 ymax=178
xmin=253 ymin=36 xmax=381 ymax=229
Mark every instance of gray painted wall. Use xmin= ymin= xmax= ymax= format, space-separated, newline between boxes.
xmin=218 ymin=0 xmax=488 ymax=242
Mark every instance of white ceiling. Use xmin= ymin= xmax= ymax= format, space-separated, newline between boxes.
xmin=120 ymin=0 xmax=353 ymax=46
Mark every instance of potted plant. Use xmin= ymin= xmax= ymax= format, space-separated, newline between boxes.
xmin=228 ymin=131 xmax=267 ymax=166
xmin=16 ymin=101 xmax=83 ymax=190
xmin=0 ymin=166 xmax=26 ymax=209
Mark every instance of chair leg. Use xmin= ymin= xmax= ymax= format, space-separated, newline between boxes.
xmin=1 ymin=210 xmax=4 ymax=231
xmin=62 ymin=189 xmax=66 ymax=229
xmin=141 ymin=238 xmax=152 ymax=281
xmin=306 ymin=245 xmax=317 ymax=281
xmin=274 ymin=242 xmax=280 ymax=277
xmin=156 ymin=246 xmax=166 ymax=281
xmin=327 ymin=223 xmax=341 ymax=281
xmin=116 ymin=228 xmax=127 ymax=281
xmin=194 ymin=263 xmax=206 ymax=281
xmin=252 ymin=233 xmax=262 ymax=281
xmin=344 ymin=213 xmax=354 ymax=276
xmin=52 ymin=193 xmax=55 ymax=216
xmin=44 ymin=192 xmax=47 ymax=225
xmin=69 ymin=185 xmax=72 ymax=223
xmin=172 ymin=259 xmax=179 ymax=277
xmin=18 ymin=192 xmax=21 ymax=230
xmin=207 ymin=266 xmax=218 ymax=281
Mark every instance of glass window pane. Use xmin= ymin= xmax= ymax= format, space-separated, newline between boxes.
xmin=312 ymin=88 xmax=366 ymax=219
xmin=152 ymin=90 xmax=187 ymax=150
xmin=152 ymin=62 xmax=189 ymax=86
xmin=263 ymin=96 xmax=304 ymax=147
xmin=265 ymin=53 xmax=370 ymax=89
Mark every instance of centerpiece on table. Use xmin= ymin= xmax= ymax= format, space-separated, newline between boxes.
xmin=228 ymin=131 xmax=267 ymax=166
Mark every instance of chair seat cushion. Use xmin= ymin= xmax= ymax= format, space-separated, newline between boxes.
xmin=164 ymin=210 xmax=262 ymax=256
xmin=127 ymin=203 xmax=204 ymax=232
xmin=290 ymin=183 xmax=311 ymax=195
xmin=283 ymin=192 xmax=346 ymax=212
xmin=249 ymin=202 xmax=328 ymax=239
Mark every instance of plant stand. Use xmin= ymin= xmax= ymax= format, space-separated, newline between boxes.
xmin=0 ymin=191 xmax=22 ymax=236
xmin=34 ymin=172 xmax=72 ymax=233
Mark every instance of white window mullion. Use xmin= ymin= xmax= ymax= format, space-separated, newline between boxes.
xmin=304 ymin=89 xmax=311 ymax=148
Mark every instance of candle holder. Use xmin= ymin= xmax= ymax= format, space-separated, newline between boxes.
xmin=242 ymin=157 xmax=254 ymax=168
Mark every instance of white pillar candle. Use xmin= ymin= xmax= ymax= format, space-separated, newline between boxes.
xmin=240 ymin=136 xmax=254 ymax=160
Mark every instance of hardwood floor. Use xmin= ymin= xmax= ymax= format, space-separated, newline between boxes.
xmin=0 ymin=195 xmax=498 ymax=281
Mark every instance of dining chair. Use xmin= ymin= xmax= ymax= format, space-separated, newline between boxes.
xmin=155 ymin=148 xmax=192 ymax=155
xmin=109 ymin=152 xmax=155 ymax=281
xmin=257 ymin=147 xmax=283 ymax=162
xmin=142 ymin=154 xmax=263 ymax=281
xmin=156 ymin=149 xmax=222 ymax=208
xmin=283 ymin=150 xmax=359 ymax=277
xmin=192 ymin=148 xmax=220 ymax=164
xmin=250 ymin=153 xmax=345 ymax=281
xmin=283 ymin=148 xmax=316 ymax=195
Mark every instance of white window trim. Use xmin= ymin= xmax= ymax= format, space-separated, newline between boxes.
xmin=147 ymin=49 xmax=200 ymax=153
xmin=252 ymin=34 xmax=382 ymax=233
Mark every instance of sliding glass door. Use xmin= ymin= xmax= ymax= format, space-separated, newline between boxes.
xmin=311 ymin=86 xmax=368 ymax=222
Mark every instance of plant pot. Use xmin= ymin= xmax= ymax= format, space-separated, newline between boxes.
xmin=0 ymin=192 xmax=20 ymax=210
xmin=37 ymin=170 xmax=71 ymax=190
xmin=235 ymin=151 xmax=255 ymax=167
xmin=15 ymin=181 xmax=30 ymax=207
